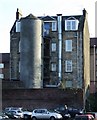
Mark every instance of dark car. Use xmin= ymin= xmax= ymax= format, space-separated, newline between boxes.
xmin=54 ymin=106 xmax=71 ymax=119
xmin=54 ymin=105 xmax=83 ymax=119
xmin=68 ymin=107 xmax=83 ymax=118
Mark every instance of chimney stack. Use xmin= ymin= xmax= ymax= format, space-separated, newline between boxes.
xmin=16 ymin=8 xmax=22 ymax=20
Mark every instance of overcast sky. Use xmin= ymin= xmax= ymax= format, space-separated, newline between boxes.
xmin=0 ymin=0 xmax=96 ymax=53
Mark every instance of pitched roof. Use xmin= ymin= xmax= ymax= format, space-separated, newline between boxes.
xmin=38 ymin=15 xmax=56 ymax=21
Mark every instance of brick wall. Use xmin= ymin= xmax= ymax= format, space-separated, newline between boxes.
xmin=2 ymin=88 xmax=83 ymax=110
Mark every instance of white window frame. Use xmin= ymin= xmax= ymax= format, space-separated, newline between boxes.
xmin=51 ymin=63 xmax=56 ymax=71
xmin=66 ymin=80 xmax=72 ymax=88
xmin=52 ymin=21 xmax=57 ymax=31
xmin=0 ymin=63 xmax=4 ymax=68
xmin=16 ymin=21 xmax=21 ymax=32
xmin=65 ymin=60 xmax=72 ymax=72
xmin=19 ymin=41 xmax=21 ymax=52
xmin=0 ymin=74 xmax=4 ymax=78
xmin=65 ymin=40 xmax=72 ymax=52
xmin=65 ymin=20 xmax=79 ymax=31
xmin=51 ymin=43 xmax=56 ymax=52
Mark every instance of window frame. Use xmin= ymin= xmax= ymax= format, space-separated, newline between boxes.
xmin=65 ymin=40 xmax=72 ymax=52
xmin=51 ymin=43 xmax=56 ymax=52
xmin=52 ymin=21 xmax=57 ymax=31
xmin=65 ymin=19 xmax=79 ymax=31
xmin=51 ymin=63 xmax=56 ymax=71
xmin=0 ymin=73 xmax=4 ymax=78
xmin=0 ymin=63 xmax=4 ymax=68
xmin=65 ymin=60 xmax=72 ymax=72
xmin=65 ymin=80 xmax=72 ymax=88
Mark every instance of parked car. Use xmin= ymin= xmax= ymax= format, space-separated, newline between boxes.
xmin=54 ymin=106 xmax=71 ymax=119
xmin=54 ymin=106 xmax=83 ymax=118
xmin=0 ymin=112 xmax=9 ymax=120
xmin=32 ymin=109 xmax=63 ymax=120
xmin=75 ymin=114 xmax=94 ymax=120
xmin=5 ymin=109 xmax=23 ymax=119
xmin=68 ymin=107 xmax=83 ymax=118
xmin=23 ymin=111 xmax=32 ymax=120
xmin=85 ymin=112 xmax=97 ymax=120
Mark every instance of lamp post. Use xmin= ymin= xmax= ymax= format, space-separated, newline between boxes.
xmin=94 ymin=45 xmax=96 ymax=93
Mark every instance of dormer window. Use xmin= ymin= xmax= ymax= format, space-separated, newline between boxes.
xmin=65 ymin=18 xmax=79 ymax=31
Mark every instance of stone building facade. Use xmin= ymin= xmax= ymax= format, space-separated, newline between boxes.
xmin=40 ymin=9 xmax=90 ymax=97
xmin=10 ymin=9 xmax=90 ymax=95
xmin=0 ymin=53 xmax=10 ymax=80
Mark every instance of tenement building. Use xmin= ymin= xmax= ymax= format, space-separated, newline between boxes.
xmin=10 ymin=9 xmax=90 ymax=95
xmin=90 ymin=38 xmax=97 ymax=93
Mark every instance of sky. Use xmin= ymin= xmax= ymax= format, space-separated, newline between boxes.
xmin=0 ymin=0 xmax=96 ymax=53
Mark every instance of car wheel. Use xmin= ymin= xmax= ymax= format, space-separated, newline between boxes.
xmin=32 ymin=116 xmax=37 ymax=120
xmin=50 ymin=116 xmax=55 ymax=120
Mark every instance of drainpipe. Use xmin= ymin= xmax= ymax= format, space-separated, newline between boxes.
xmin=57 ymin=14 xmax=62 ymax=85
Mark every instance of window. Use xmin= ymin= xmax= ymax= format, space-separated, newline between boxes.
xmin=51 ymin=43 xmax=56 ymax=52
xmin=65 ymin=40 xmax=72 ymax=52
xmin=96 ymin=60 xmax=97 ymax=65
xmin=16 ymin=21 xmax=21 ymax=32
xmin=66 ymin=80 xmax=72 ymax=88
xmin=51 ymin=63 xmax=56 ymax=71
xmin=43 ymin=22 xmax=50 ymax=36
xmin=65 ymin=20 xmax=79 ymax=31
xmin=0 ymin=63 xmax=4 ymax=68
xmin=96 ymin=48 xmax=97 ymax=54
xmin=52 ymin=21 xmax=57 ymax=31
xmin=19 ymin=41 xmax=21 ymax=52
xmin=65 ymin=60 xmax=72 ymax=72
xmin=0 ymin=74 xmax=4 ymax=78
xmin=19 ymin=61 xmax=20 ymax=73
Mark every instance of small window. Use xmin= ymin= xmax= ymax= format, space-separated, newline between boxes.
xmin=65 ymin=60 xmax=72 ymax=72
xmin=0 ymin=74 xmax=4 ymax=78
xmin=0 ymin=63 xmax=4 ymax=68
xmin=52 ymin=22 xmax=57 ymax=31
xmin=51 ymin=43 xmax=56 ymax=52
xmin=65 ymin=20 xmax=79 ymax=31
xmin=51 ymin=63 xmax=56 ymax=71
xmin=65 ymin=40 xmax=72 ymax=52
xmin=66 ymin=80 xmax=72 ymax=88
xmin=19 ymin=41 xmax=21 ymax=52
xmin=16 ymin=21 xmax=21 ymax=32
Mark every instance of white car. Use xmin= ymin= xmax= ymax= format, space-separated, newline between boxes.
xmin=32 ymin=109 xmax=62 ymax=120
xmin=6 ymin=109 xmax=23 ymax=119
xmin=23 ymin=111 xmax=32 ymax=119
